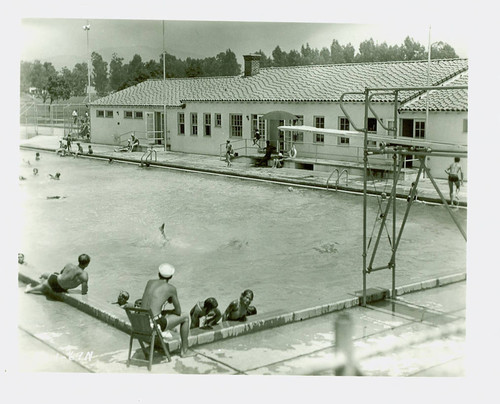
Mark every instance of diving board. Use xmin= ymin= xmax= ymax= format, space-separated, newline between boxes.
xmin=278 ymin=125 xmax=467 ymax=152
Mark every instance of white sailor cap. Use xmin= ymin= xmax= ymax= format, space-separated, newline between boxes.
xmin=159 ymin=263 xmax=175 ymax=278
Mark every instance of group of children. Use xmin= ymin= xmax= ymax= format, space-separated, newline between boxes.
xmin=114 ymin=288 xmax=257 ymax=330
xmin=56 ymin=136 xmax=93 ymax=158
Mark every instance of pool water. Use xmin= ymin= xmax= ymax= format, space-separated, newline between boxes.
xmin=18 ymin=150 xmax=466 ymax=315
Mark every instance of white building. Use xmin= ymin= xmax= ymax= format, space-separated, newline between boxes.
xmin=90 ymin=55 xmax=467 ymax=179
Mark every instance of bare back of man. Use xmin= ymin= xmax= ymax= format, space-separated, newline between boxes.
xmin=25 ymin=254 xmax=91 ymax=295
xmin=140 ymin=278 xmax=192 ymax=357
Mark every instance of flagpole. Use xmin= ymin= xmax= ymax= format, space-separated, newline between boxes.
xmin=163 ymin=20 xmax=167 ymax=151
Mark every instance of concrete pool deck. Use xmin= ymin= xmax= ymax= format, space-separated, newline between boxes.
xmin=19 ymin=135 xmax=467 ymax=206
xmin=16 ymin=279 xmax=467 ymax=376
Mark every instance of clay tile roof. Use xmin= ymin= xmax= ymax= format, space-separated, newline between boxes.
xmin=91 ymin=58 xmax=468 ymax=107
xmin=399 ymin=72 xmax=468 ymax=112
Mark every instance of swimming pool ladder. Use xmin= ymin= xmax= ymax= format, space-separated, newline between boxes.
xmin=141 ymin=145 xmax=157 ymax=166
xmin=326 ymin=168 xmax=349 ymax=190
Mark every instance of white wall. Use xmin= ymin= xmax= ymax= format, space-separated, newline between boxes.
xmin=90 ymin=103 xmax=467 ymax=180
xmin=400 ymin=111 xmax=468 ymax=180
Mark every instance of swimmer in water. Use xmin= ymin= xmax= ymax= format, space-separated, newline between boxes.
xmin=33 ymin=168 xmax=38 ymax=176
xmin=159 ymin=223 xmax=167 ymax=240
xmin=46 ymin=196 xmax=66 ymax=200
xmin=49 ymin=172 xmax=61 ymax=180
xmin=35 ymin=152 xmax=40 ymax=161
xmin=19 ymin=176 xmax=27 ymax=181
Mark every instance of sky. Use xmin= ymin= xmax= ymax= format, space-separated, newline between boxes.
xmin=18 ymin=2 xmax=470 ymax=70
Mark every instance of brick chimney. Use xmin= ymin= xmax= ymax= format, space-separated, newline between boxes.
xmin=243 ymin=54 xmax=261 ymax=77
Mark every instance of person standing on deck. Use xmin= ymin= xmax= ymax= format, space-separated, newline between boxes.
xmin=445 ymin=157 xmax=464 ymax=206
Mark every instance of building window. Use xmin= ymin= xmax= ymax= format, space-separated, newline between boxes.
xmin=292 ymin=115 xmax=304 ymax=142
xmin=105 ymin=110 xmax=114 ymax=118
xmin=314 ymin=116 xmax=325 ymax=129
xmin=367 ymin=117 xmax=377 ymax=133
xmin=314 ymin=116 xmax=324 ymax=143
xmin=124 ymin=111 xmax=133 ymax=119
xmin=415 ymin=120 xmax=425 ymax=139
xmin=463 ymin=119 xmax=468 ymax=133
xmin=191 ymin=113 xmax=198 ymax=136
xmin=339 ymin=117 xmax=350 ymax=131
xmin=96 ymin=110 xmax=104 ymax=118
xmin=204 ymin=113 xmax=211 ymax=136
xmin=178 ymin=113 xmax=185 ymax=135
xmin=367 ymin=140 xmax=377 ymax=147
xmin=338 ymin=137 xmax=350 ymax=145
xmin=134 ymin=111 xmax=143 ymax=119
xmin=215 ymin=113 xmax=222 ymax=127
xmin=230 ymin=114 xmax=243 ymax=137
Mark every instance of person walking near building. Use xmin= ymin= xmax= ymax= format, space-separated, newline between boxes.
xmin=225 ymin=140 xmax=234 ymax=167
xmin=445 ymin=157 xmax=464 ymax=206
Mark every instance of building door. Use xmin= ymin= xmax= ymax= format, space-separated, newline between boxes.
xmin=401 ymin=118 xmax=414 ymax=168
xmin=146 ymin=112 xmax=165 ymax=145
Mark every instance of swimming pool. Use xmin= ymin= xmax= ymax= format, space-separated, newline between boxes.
xmin=18 ymin=149 xmax=466 ymax=315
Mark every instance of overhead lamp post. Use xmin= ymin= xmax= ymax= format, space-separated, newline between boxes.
xmin=83 ymin=21 xmax=91 ymax=103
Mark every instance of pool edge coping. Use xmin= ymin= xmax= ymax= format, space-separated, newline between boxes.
xmin=18 ymin=270 xmax=466 ymax=352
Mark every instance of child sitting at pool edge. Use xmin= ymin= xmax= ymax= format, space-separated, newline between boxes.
xmin=190 ymin=297 xmax=222 ymax=329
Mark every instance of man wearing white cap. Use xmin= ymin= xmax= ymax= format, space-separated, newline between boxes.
xmin=140 ymin=263 xmax=192 ymax=357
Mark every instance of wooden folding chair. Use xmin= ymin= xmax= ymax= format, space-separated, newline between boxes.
xmin=124 ymin=307 xmax=171 ymax=371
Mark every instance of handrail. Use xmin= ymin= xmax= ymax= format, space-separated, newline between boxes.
xmin=368 ymin=92 xmax=397 ymax=132
xmin=141 ymin=145 xmax=157 ymax=165
xmin=326 ymin=168 xmax=339 ymax=190
xmin=337 ymin=169 xmax=349 ymax=188
xmin=339 ymin=92 xmax=365 ymax=132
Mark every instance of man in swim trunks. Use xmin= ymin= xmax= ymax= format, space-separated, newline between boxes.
xmin=222 ymin=289 xmax=257 ymax=322
xmin=190 ymin=297 xmax=222 ymax=329
xmin=25 ymin=254 xmax=91 ymax=295
xmin=140 ymin=263 xmax=192 ymax=357
xmin=445 ymin=157 xmax=464 ymax=206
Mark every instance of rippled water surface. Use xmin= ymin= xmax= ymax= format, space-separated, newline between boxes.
xmin=18 ymin=150 xmax=466 ymax=314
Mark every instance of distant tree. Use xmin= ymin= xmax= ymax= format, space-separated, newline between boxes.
xmin=145 ymin=59 xmax=162 ymax=79
xmin=200 ymin=56 xmax=219 ymax=77
xmin=185 ymin=58 xmax=203 ymax=77
xmin=287 ymin=50 xmax=302 ymax=66
xmin=162 ymin=53 xmax=186 ymax=78
xmin=91 ymin=52 xmax=109 ymax=96
xmin=330 ymin=39 xmax=345 ymax=64
xmin=20 ymin=61 xmax=33 ymax=93
xmin=125 ymin=54 xmax=148 ymax=85
xmin=431 ymin=41 xmax=459 ymax=59
xmin=318 ymin=47 xmax=331 ymax=64
xmin=400 ymin=36 xmax=426 ymax=60
xmin=216 ymin=49 xmax=240 ymax=76
xmin=343 ymin=43 xmax=356 ymax=63
xmin=29 ymin=61 xmax=57 ymax=103
xmin=46 ymin=73 xmax=71 ymax=104
xmin=109 ymin=53 xmax=126 ymax=91
xmin=253 ymin=50 xmax=273 ymax=67
xmin=71 ymin=62 xmax=89 ymax=96
xmin=356 ymin=39 xmax=378 ymax=63
xmin=301 ymin=43 xmax=320 ymax=65
xmin=272 ymin=46 xmax=287 ymax=67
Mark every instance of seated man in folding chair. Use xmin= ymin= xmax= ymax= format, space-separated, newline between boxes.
xmin=140 ymin=263 xmax=193 ymax=357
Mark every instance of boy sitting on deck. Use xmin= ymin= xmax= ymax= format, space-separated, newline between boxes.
xmin=222 ymin=289 xmax=257 ymax=322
